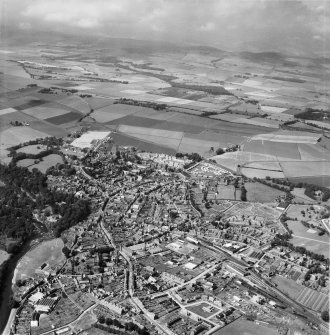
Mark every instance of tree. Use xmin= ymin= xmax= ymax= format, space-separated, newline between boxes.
xmin=98 ymin=315 xmax=105 ymax=324
xmin=216 ymin=148 xmax=225 ymax=155
xmin=321 ymin=310 xmax=329 ymax=322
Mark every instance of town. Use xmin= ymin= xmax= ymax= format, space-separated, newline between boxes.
xmin=4 ymin=131 xmax=329 ymax=335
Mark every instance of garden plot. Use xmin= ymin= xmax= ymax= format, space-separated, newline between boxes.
xmin=296 ymin=287 xmax=329 ymax=312
xmin=224 ymin=202 xmax=282 ymax=221
xmin=71 ymin=131 xmax=110 ymax=148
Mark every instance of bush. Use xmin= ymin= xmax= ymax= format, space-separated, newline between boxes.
xmin=321 ymin=310 xmax=329 ymax=322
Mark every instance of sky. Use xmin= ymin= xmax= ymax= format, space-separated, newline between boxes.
xmin=1 ymin=0 xmax=329 ymax=55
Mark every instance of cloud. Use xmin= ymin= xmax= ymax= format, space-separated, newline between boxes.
xmin=198 ymin=22 xmax=215 ymax=32
xmin=1 ymin=0 xmax=329 ymax=54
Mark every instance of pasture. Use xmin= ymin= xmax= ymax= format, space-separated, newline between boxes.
xmin=0 ymin=127 xmax=49 ymax=149
xmin=186 ymin=302 xmax=220 ymax=318
xmin=16 ymin=144 xmax=47 ymax=154
xmin=244 ymin=140 xmax=301 ymax=160
xmin=271 ymin=275 xmax=303 ymax=299
xmin=280 ymin=161 xmax=330 ymax=178
xmin=287 ymin=220 xmax=329 ymax=257
xmin=13 ymin=238 xmax=65 ymax=282
xmin=28 ymin=154 xmax=64 ymax=173
xmin=244 ymin=182 xmax=285 ymax=202
xmin=22 ymin=106 xmax=70 ymax=120
xmin=213 ymin=319 xmax=278 ymax=335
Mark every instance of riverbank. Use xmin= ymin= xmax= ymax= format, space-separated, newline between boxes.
xmin=0 ymin=237 xmax=38 ymax=334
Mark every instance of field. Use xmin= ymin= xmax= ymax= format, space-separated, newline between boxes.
xmin=0 ymin=249 xmax=9 ymax=267
xmin=213 ymin=318 xmax=279 ymax=335
xmin=16 ymin=144 xmax=47 ymax=154
xmin=295 ymin=286 xmax=329 ymax=312
xmin=45 ymin=111 xmax=82 ymax=125
xmin=0 ymin=127 xmax=49 ymax=149
xmin=186 ymin=302 xmax=220 ymax=318
xmin=244 ymin=182 xmax=285 ymax=202
xmin=291 ymin=188 xmax=317 ymax=204
xmin=28 ymin=154 xmax=64 ymax=173
xmin=287 ymin=220 xmax=330 ymax=257
xmin=22 ymin=106 xmax=70 ymax=119
xmin=71 ymin=131 xmax=110 ymax=148
xmin=280 ymin=161 xmax=330 ymax=178
xmin=289 ymin=176 xmax=330 ymax=188
xmin=13 ymin=238 xmax=65 ymax=282
xmin=271 ymin=275 xmax=304 ymax=299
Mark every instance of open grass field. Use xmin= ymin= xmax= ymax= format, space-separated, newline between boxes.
xmin=244 ymin=140 xmax=301 ymax=159
xmin=295 ymin=286 xmax=329 ymax=312
xmin=16 ymin=144 xmax=47 ymax=154
xmin=244 ymin=182 xmax=285 ymax=202
xmin=241 ymin=167 xmax=285 ymax=179
xmin=289 ymin=176 xmax=330 ymax=188
xmin=17 ymin=158 xmax=36 ymax=168
xmin=0 ymin=127 xmax=49 ymax=149
xmin=251 ymin=132 xmax=320 ymax=144
xmin=186 ymin=302 xmax=220 ymax=318
xmin=287 ymin=220 xmax=330 ymax=257
xmin=271 ymin=275 xmax=304 ymax=299
xmin=280 ymin=161 xmax=330 ymax=178
xmin=0 ymin=249 xmax=9 ymax=267
xmin=28 ymin=154 xmax=64 ymax=173
xmin=91 ymin=103 xmax=152 ymax=123
xmin=298 ymin=143 xmax=330 ymax=161
xmin=113 ymin=132 xmax=176 ymax=155
xmin=213 ymin=318 xmax=279 ymax=335
xmin=291 ymin=188 xmax=317 ymax=204
xmin=286 ymin=204 xmax=323 ymax=221
xmin=0 ymin=110 xmax=39 ymax=126
xmin=13 ymin=238 xmax=65 ymax=282
xmin=22 ymin=106 xmax=70 ymax=120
